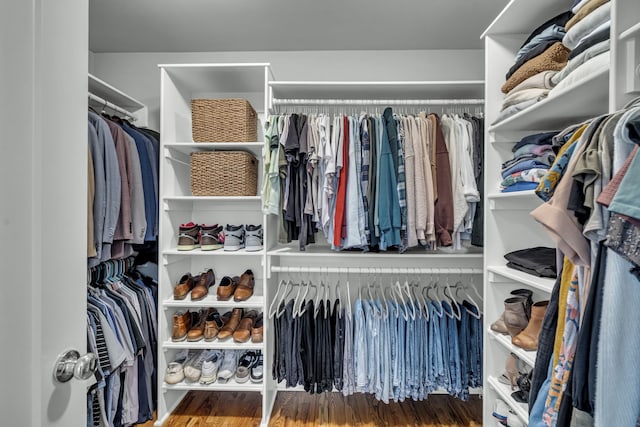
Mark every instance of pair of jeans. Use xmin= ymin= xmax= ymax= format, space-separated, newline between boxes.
xmin=353 ymin=299 xmax=368 ymax=392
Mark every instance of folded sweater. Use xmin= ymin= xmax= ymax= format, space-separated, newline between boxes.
xmin=552 ymin=39 xmax=610 ymax=85
xmin=515 ymin=25 xmax=566 ymax=63
xmin=502 ymin=42 xmax=570 ymax=94
xmin=562 ymin=2 xmax=611 ymax=50
xmin=549 ymin=50 xmax=610 ymax=97
xmin=501 ymin=88 xmax=549 ymax=111
xmin=509 ymin=71 xmax=558 ymax=94
xmin=565 ymin=0 xmax=609 ymax=31
xmin=568 ymin=23 xmax=610 ymax=60
xmin=507 ymin=40 xmax=559 ymax=80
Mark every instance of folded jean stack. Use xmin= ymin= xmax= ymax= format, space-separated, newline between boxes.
xmin=500 ymin=132 xmax=558 ymax=193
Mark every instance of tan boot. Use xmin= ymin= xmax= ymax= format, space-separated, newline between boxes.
xmin=504 ymin=297 xmax=529 ymax=338
xmin=171 ymin=310 xmax=192 ymax=342
xmin=513 ymin=300 xmax=549 ymax=351
xmin=217 ymin=308 xmax=243 ymax=340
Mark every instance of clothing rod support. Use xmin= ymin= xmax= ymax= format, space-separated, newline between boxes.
xmin=88 ymin=92 xmax=137 ymax=121
xmin=271 ymin=98 xmax=485 ymax=106
xmin=270 ymin=266 xmax=483 ymax=275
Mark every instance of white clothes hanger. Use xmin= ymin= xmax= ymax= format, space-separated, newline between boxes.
xmin=276 ymin=279 xmax=295 ymax=318
xmin=268 ymin=279 xmax=287 ymax=319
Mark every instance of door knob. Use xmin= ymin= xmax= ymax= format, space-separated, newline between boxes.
xmin=53 ymin=349 xmax=98 ymax=383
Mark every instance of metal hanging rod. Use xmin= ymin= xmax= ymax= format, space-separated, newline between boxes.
xmin=270 ymin=266 xmax=483 ymax=275
xmin=88 ymin=92 xmax=137 ymax=121
xmin=271 ymin=98 xmax=485 ymax=106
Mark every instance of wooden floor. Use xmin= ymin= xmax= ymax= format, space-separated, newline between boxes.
xmin=143 ymin=391 xmax=483 ymax=427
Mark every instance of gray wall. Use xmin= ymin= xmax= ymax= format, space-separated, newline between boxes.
xmin=92 ymin=49 xmax=484 ymax=130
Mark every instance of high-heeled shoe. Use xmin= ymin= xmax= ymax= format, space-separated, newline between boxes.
xmin=504 ymin=297 xmax=530 ymax=338
xmin=498 ymin=353 xmax=521 ymax=390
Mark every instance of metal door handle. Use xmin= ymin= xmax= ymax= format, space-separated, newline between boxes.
xmin=53 ymin=349 xmax=98 ymax=383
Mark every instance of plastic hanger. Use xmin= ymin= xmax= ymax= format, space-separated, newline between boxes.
xmin=335 ymin=279 xmax=343 ymax=319
xmin=268 ymin=279 xmax=287 ymax=318
xmin=276 ymin=279 xmax=295 ymax=318
xmin=426 ymin=275 xmax=443 ymax=317
xmin=444 ymin=278 xmax=461 ymax=321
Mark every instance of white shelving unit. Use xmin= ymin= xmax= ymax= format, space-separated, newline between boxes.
xmin=88 ymin=73 xmax=148 ymax=126
xmin=481 ymin=0 xmax=636 ymax=425
xmin=157 ymin=63 xmax=275 ymax=427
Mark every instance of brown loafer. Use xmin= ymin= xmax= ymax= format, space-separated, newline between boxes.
xmin=186 ymin=308 xmax=209 ymax=341
xmin=233 ymin=310 xmax=258 ymax=343
xmin=216 ymin=276 xmax=237 ymax=301
xmin=191 ymin=269 xmax=215 ymax=301
xmin=234 ymin=269 xmax=255 ymax=302
xmin=173 ymin=273 xmax=194 ymax=300
xmin=171 ymin=310 xmax=193 ymax=342
xmin=203 ymin=308 xmax=224 ymax=341
xmin=251 ymin=313 xmax=264 ymax=343
xmin=217 ymin=308 xmax=243 ymax=340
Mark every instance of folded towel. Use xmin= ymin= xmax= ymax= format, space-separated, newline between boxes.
xmin=566 ymin=0 xmax=609 ymax=31
xmin=562 ymin=2 xmax=611 ymax=50
xmin=502 ymin=88 xmax=550 ymax=111
xmin=502 ymin=43 xmax=570 ymax=94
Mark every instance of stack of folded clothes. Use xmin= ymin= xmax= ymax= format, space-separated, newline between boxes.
xmin=493 ymin=11 xmax=574 ymax=124
xmin=549 ymin=0 xmax=611 ymax=96
xmin=504 ymin=247 xmax=557 ymax=278
xmin=500 ymin=131 xmax=558 ymax=193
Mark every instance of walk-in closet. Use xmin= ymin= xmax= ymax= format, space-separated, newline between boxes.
xmin=2 ymin=0 xmax=639 ymax=426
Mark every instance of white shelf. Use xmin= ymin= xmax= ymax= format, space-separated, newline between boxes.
xmin=159 ymin=63 xmax=270 ymax=95
xmin=162 ymin=340 xmax=264 ymax=350
xmin=269 ymin=80 xmax=485 ymax=100
xmin=487 ymin=376 xmax=529 ymax=426
xmin=268 ymin=245 xmax=483 ymax=258
xmin=162 ymin=379 xmax=263 ymax=392
xmin=162 ymin=248 xmax=265 ymax=256
xmin=488 ymin=68 xmax=609 ymax=133
xmin=620 ymin=22 xmax=640 ymax=40
xmin=481 ymin=0 xmax=573 ymax=37
xmin=164 ymin=142 xmax=263 ymax=156
xmin=488 ymin=329 xmax=537 ymax=367
xmin=486 ymin=190 xmax=542 ymax=211
xmin=163 ymin=196 xmax=262 ymax=202
xmin=487 ymin=266 xmax=555 ymax=293
xmin=163 ymin=294 xmax=264 ymax=309
xmin=88 ymin=73 xmax=145 ymax=111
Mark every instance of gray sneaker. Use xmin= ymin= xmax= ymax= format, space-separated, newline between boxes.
xmin=199 ymin=350 xmax=223 ymax=384
xmin=217 ymin=350 xmax=238 ymax=383
xmin=224 ymin=224 xmax=245 ymax=251
xmin=245 ymin=224 xmax=263 ymax=252
xmin=184 ymin=349 xmax=219 ymax=382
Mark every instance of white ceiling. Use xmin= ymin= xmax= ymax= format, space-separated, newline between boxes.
xmin=89 ymin=0 xmax=509 ymax=53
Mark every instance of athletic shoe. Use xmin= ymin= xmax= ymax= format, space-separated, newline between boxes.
xmin=184 ymin=349 xmax=218 ymax=382
xmin=177 ymin=222 xmax=200 ymax=251
xmin=217 ymin=350 xmax=238 ymax=383
xmin=244 ymin=224 xmax=263 ymax=252
xmin=235 ymin=351 xmax=258 ymax=383
xmin=164 ymin=349 xmax=190 ymax=384
xmin=199 ymin=350 xmax=224 ymax=385
xmin=223 ymin=224 xmax=245 ymax=251
xmin=250 ymin=351 xmax=263 ymax=383
xmin=200 ymin=224 xmax=224 ymax=251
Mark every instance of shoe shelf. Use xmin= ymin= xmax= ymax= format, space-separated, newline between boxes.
xmin=163 ymin=379 xmax=263 ymax=392
xmin=487 ymin=266 xmax=555 ymax=294
xmin=487 ymin=376 xmax=529 ymax=426
xmin=488 ymin=329 xmax=537 ymax=368
xmin=162 ymin=340 xmax=265 ymax=350
xmin=162 ymin=248 xmax=266 ymax=256
xmin=163 ymin=294 xmax=265 ymax=309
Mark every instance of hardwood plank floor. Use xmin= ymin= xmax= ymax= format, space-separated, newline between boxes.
xmin=143 ymin=391 xmax=483 ymax=427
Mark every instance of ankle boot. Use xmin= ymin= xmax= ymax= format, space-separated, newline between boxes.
xmin=513 ymin=300 xmax=549 ymax=351
xmin=217 ymin=308 xmax=243 ymax=340
xmin=511 ymin=288 xmax=533 ymax=319
xmin=490 ymin=289 xmax=532 ymax=335
xmin=172 ymin=310 xmax=193 ymax=342
xmin=504 ymin=297 xmax=529 ymax=338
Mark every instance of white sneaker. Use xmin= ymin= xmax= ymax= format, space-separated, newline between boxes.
xmin=224 ymin=224 xmax=245 ymax=251
xmin=217 ymin=350 xmax=238 ymax=383
xmin=184 ymin=349 xmax=218 ymax=382
xmin=507 ymin=411 xmax=524 ymax=427
xmin=164 ymin=349 xmax=190 ymax=384
xmin=493 ymin=398 xmax=509 ymax=425
xmin=199 ymin=350 xmax=223 ymax=385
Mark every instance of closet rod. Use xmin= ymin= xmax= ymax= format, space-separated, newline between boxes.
xmin=88 ymin=92 xmax=137 ymax=121
xmin=271 ymin=98 xmax=485 ymax=106
xmin=271 ymin=266 xmax=483 ymax=275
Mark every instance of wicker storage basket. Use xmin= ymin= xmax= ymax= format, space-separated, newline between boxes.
xmin=191 ymin=98 xmax=258 ymax=142
xmin=190 ymin=151 xmax=258 ymax=196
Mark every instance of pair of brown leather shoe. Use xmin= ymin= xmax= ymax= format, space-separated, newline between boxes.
xmin=215 ymin=309 xmax=262 ymax=343
xmin=216 ymin=269 xmax=255 ymax=302
xmin=172 ymin=307 xmax=227 ymax=342
xmin=172 ymin=310 xmax=197 ymax=342
xmin=173 ymin=269 xmax=215 ymax=301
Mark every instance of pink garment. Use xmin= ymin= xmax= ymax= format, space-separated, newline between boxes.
xmin=596 ymin=145 xmax=639 ymax=207
xmin=104 ymin=119 xmax=133 ymax=241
